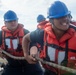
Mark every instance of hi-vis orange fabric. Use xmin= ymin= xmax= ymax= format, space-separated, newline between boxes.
xmin=1 ymin=24 xmax=25 ymax=57
xmin=37 ymin=21 xmax=51 ymax=53
xmin=71 ymin=20 xmax=76 ymax=26
xmin=37 ymin=20 xmax=50 ymax=29
xmin=39 ymin=24 xmax=76 ymax=75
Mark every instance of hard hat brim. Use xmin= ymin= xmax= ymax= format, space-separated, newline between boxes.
xmin=4 ymin=18 xmax=18 ymax=22
xmin=47 ymin=11 xmax=71 ymax=19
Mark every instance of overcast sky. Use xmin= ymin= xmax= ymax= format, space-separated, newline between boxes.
xmin=0 ymin=0 xmax=76 ymax=31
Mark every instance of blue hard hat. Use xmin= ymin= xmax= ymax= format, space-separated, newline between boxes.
xmin=4 ymin=10 xmax=18 ymax=21
xmin=47 ymin=1 xmax=71 ymax=18
xmin=37 ymin=14 xmax=46 ymax=23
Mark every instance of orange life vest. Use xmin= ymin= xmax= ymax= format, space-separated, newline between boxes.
xmin=39 ymin=25 xmax=76 ymax=75
xmin=71 ymin=20 xmax=76 ymax=26
xmin=37 ymin=20 xmax=50 ymax=29
xmin=1 ymin=24 xmax=27 ymax=57
xmin=37 ymin=21 xmax=51 ymax=51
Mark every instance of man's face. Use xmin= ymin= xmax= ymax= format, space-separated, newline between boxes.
xmin=5 ymin=20 xmax=18 ymax=31
xmin=51 ymin=15 xmax=70 ymax=31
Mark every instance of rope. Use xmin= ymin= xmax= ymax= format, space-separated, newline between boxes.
xmin=1 ymin=50 xmax=76 ymax=74
xmin=1 ymin=50 xmax=25 ymax=60
xmin=35 ymin=57 xmax=76 ymax=74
